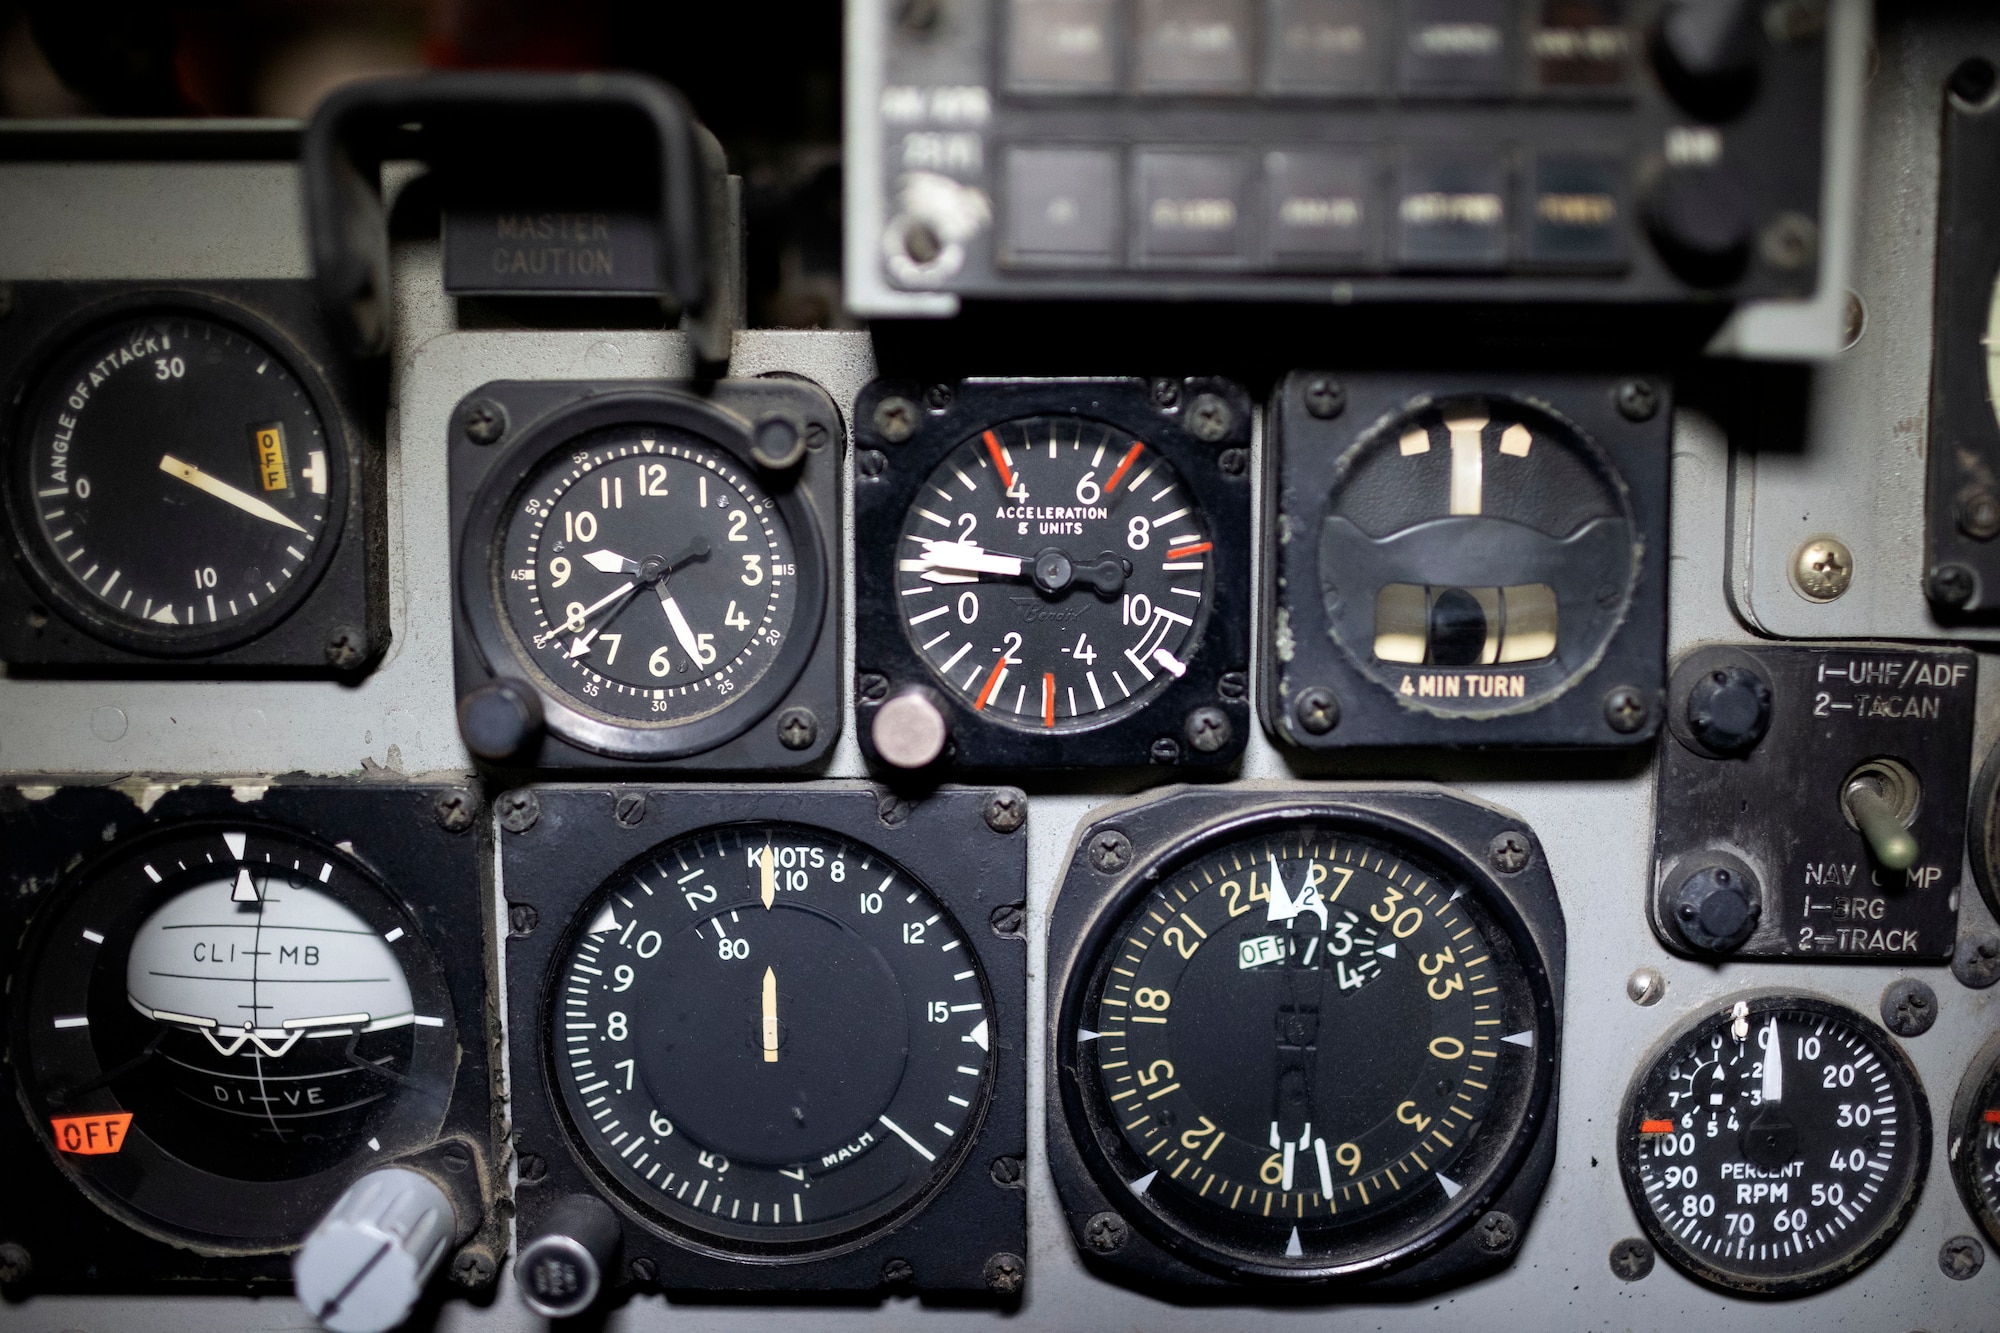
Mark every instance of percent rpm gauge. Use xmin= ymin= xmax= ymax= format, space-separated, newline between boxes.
xmin=549 ymin=824 xmax=994 ymax=1250
xmin=1947 ymin=1031 xmax=2000 ymax=1250
xmin=11 ymin=821 xmax=456 ymax=1243
xmin=1056 ymin=811 xmax=1558 ymax=1282
xmin=896 ymin=414 xmax=1211 ymax=728
xmin=7 ymin=311 xmax=344 ymax=652
xmin=1618 ymin=995 xmax=1931 ymax=1295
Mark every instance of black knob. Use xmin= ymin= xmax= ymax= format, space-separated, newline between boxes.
xmin=457 ymin=679 xmax=544 ymax=762
xmin=1686 ymin=665 xmax=1772 ymax=755
xmin=517 ymin=1195 xmax=622 ymax=1319
xmin=1671 ymin=864 xmax=1762 ymax=953
xmin=1651 ymin=0 xmax=1763 ymax=121
xmin=1643 ymin=162 xmax=1755 ymax=288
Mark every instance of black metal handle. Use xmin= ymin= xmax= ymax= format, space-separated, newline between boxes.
xmin=302 ymin=71 xmax=716 ymax=357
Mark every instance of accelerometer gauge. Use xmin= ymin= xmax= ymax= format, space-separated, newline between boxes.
xmin=855 ymin=378 xmax=1251 ymax=773
xmin=451 ymin=382 xmax=840 ymax=770
xmin=1618 ymin=994 xmax=1931 ymax=1296
xmin=6 ymin=311 xmax=345 ymax=654
xmin=550 ymin=823 xmax=994 ymax=1249
xmin=1048 ymin=790 xmax=1563 ymax=1290
xmin=1948 ymin=1031 xmax=2000 ymax=1249
xmin=1265 ymin=373 xmax=1668 ymax=749
xmin=894 ymin=414 xmax=1209 ymax=728
xmin=11 ymin=819 xmax=457 ymax=1245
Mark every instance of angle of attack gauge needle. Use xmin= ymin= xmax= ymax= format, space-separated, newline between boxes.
xmin=158 ymin=453 xmax=306 ymax=532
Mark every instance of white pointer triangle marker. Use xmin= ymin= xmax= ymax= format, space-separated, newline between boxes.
xmin=586 ymin=903 xmax=621 ymax=935
xmin=1438 ymin=1173 xmax=1463 ymax=1199
xmin=1077 ymin=1028 xmax=1101 ymax=1042
xmin=223 ymin=831 xmax=247 ymax=859
xmin=1128 ymin=1170 xmax=1157 ymax=1197
xmin=1502 ymin=1031 xmax=1534 ymax=1047
xmin=231 ymin=868 xmax=260 ymax=902
xmin=1285 ymin=1227 xmax=1304 ymax=1258
xmin=963 ymin=1019 xmax=990 ymax=1051
xmin=1376 ymin=941 xmax=1397 ymax=958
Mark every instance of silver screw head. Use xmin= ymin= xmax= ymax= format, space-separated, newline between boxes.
xmin=1187 ymin=393 xmax=1233 ymax=442
xmin=1626 ymin=967 xmax=1667 ymax=1006
xmin=871 ymin=691 xmax=947 ymax=768
xmin=1791 ymin=536 xmax=1854 ymax=601
xmin=1088 ymin=829 xmax=1133 ymax=874
xmin=872 ymin=396 xmax=918 ymax=444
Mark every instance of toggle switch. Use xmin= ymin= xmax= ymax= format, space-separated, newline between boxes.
xmin=1843 ymin=768 xmax=1920 ymax=871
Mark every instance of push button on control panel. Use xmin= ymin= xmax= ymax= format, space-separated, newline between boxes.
xmin=1135 ymin=0 xmax=1255 ymax=93
xmin=1003 ymin=147 xmax=1121 ymax=266
xmin=1525 ymin=151 xmax=1628 ymax=267
xmin=1398 ymin=0 xmax=1512 ymax=95
xmin=1264 ymin=0 xmax=1379 ymax=94
xmin=1006 ymin=0 xmax=1118 ymax=92
xmin=1530 ymin=0 xmax=1632 ymax=89
xmin=1135 ymin=149 xmax=1250 ymax=262
xmin=1395 ymin=146 xmax=1508 ymax=268
xmin=1266 ymin=147 xmax=1373 ymax=265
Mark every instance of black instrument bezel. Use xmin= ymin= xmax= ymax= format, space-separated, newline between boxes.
xmin=853 ymin=376 xmax=1253 ymax=776
xmin=1044 ymin=785 xmax=1564 ymax=1296
xmin=449 ymin=379 xmax=842 ymax=772
xmin=501 ymin=783 xmax=1027 ymax=1297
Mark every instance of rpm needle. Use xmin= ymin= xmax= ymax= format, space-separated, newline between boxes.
xmin=760 ymin=843 xmax=775 ymax=910
xmin=1760 ymin=1016 xmax=1782 ymax=1104
xmin=159 ymin=454 xmax=306 ymax=532
xmin=762 ymin=966 xmax=779 ymax=1063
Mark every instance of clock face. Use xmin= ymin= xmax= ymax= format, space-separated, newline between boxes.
xmin=1061 ymin=820 xmax=1554 ymax=1279
xmin=495 ymin=425 xmax=801 ymax=729
xmin=548 ymin=824 xmax=994 ymax=1249
xmin=893 ymin=414 xmax=1211 ymax=730
xmin=11 ymin=313 xmax=342 ymax=649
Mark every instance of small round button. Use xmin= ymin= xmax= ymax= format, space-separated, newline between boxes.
xmin=1671 ymin=863 xmax=1762 ymax=953
xmin=517 ymin=1195 xmax=622 ymax=1319
xmin=1685 ymin=665 xmax=1772 ymax=755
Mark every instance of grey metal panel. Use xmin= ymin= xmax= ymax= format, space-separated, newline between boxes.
xmin=1732 ymin=9 xmax=2000 ymax=642
xmin=1 ymin=105 xmax=1998 ymax=1333
xmin=0 ymin=164 xmax=311 ymax=280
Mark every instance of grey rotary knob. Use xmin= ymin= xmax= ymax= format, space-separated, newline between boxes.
xmin=517 ymin=1195 xmax=623 ymax=1318
xmin=294 ymin=1168 xmax=457 ymax=1333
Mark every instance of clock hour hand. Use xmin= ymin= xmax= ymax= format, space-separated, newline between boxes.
xmin=583 ymin=549 xmax=638 ymax=575
xmin=159 ymin=454 xmax=307 ymax=533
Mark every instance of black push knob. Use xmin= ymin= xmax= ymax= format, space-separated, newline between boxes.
xmin=1643 ymin=161 xmax=1755 ymax=288
xmin=1686 ymin=664 xmax=1772 ymax=755
xmin=1671 ymin=863 xmax=1762 ymax=952
xmin=1652 ymin=0 xmax=1763 ymax=120
xmin=517 ymin=1194 xmax=622 ymax=1319
xmin=457 ymin=678 xmax=544 ymax=762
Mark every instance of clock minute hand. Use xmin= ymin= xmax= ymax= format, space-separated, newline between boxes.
xmin=159 ymin=454 xmax=307 ymax=533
